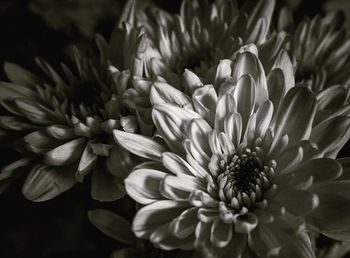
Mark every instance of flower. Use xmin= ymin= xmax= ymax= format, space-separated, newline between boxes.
xmin=290 ymin=12 xmax=350 ymax=92
xmin=114 ymin=48 xmax=350 ymax=257
xmin=123 ymin=0 xmax=286 ymax=126
xmin=131 ymin=0 xmax=277 ymax=78
xmin=0 ymin=24 xmax=146 ymax=201
xmin=287 ymin=12 xmax=350 ymax=129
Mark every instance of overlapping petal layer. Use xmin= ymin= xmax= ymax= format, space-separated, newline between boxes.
xmin=116 ymin=47 xmax=350 ymax=257
xmin=0 ymin=24 xmax=146 ymax=201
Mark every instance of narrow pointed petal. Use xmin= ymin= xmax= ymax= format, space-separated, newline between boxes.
xmin=113 ymin=130 xmax=168 ymax=160
xmin=150 ymin=81 xmax=193 ymax=109
xmin=270 ymin=87 xmax=316 ymax=152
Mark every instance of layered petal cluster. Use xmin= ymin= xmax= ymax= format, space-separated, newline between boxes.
xmin=123 ymin=0 xmax=287 ymax=126
xmin=115 ymin=48 xmax=350 ymax=257
xmin=0 ymin=24 xmax=146 ymax=201
xmin=290 ymin=12 xmax=350 ymax=92
xmin=288 ymin=12 xmax=350 ymax=130
xmin=133 ymin=0 xmax=276 ymax=77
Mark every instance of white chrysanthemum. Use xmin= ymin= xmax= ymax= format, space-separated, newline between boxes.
xmin=114 ymin=47 xmax=350 ymax=258
xmin=0 ymin=24 xmax=146 ymax=201
xmin=290 ymin=12 xmax=350 ymax=92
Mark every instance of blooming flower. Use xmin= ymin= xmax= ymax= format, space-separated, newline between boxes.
xmin=0 ymin=24 xmax=146 ymax=201
xmin=123 ymin=0 xmax=286 ymax=127
xmin=287 ymin=12 xmax=350 ymax=131
xmin=114 ymin=47 xmax=350 ymax=257
xmin=290 ymin=12 xmax=350 ymax=92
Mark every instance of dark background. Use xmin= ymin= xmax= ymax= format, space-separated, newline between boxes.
xmin=0 ymin=0 xmax=348 ymax=257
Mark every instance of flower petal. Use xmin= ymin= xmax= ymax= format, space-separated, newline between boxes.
xmin=150 ymin=81 xmax=193 ymax=109
xmin=248 ymin=224 xmax=281 ymax=257
xmin=113 ymin=130 xmax=168 ymax=160
xmin=22 ymin=164 xmax=76 ymax=201
xmin=288 ymin=158 xmax=342 ymax=183
xmin=271 ymin=50 xmax=294 ymax=92
xmin=233 ymin=74 xmax=255 ymax=132
xmin=307 ymin=179 xmax=350 ymax=232
xmin=310 ymin=115 xmax=350 ymax=158
xmin=210 ymin=217 xmax=233 ymax=248
xmin=161 ymin=174 xmax=206 ymax=201
xmin=161 ymin=152 xmax=204 ymax=177
xmin=132 ymin=200 xmax=189 ymax=238
xmin=270 ymin=87 xmax=316 ymax=152
xmin=192 ymin=85 xmax=218 ymax=125
xmin=233 ymin=51 xmax=268 ymax=107
xmin=169 ymin=207 xmax=198 ymax=239
xmin=125 ymin=168 xmax=167 ymax=205
xmin=267 ymin=68 xmax=285 ymax=110
xmin=152 ymin=103 xmax=201 ymax=154
xmin=43 ymin=138 xmax=86 ymax=166
xmin=215 ymin=93 xmax=236 ymax=132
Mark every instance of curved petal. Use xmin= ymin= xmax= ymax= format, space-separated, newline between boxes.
xmin=169 ymin=207 xmax=198 ymax=239
xmin=270 ymin=87 xmax=316 ymax=153
xmin=215 ymin=93 xmax=236 ymax=132
xmin=233 ymin=74 xmax=255 ymax=133
xmin=132 ymin=200 xmax=190 ymax=238
xmin=233 ymin=51 xmax=268 ymax=107
xmin=43 ymin=138 xmax=86 ymax=166
xmin=150 ymin=81 xmax=193 ymax=109
xmin=22 ymin=164 xmax=76 ymax=201
xmin=310 ymin=115 xmax=350 ymax=158
xmin=125 ymin=169 xmax=167 ymax=205
xmin=113 ymin=130 xmax=168 ymax=161
xmin=192 ymin=85 xmax=218 ymax=125
xmin=248 ymin=224 xmax=281 ymax=257
xmin=160 ymin=174 xmax=205 ymax=201
xmin=307 ymin=180 xmax=350 ymax=232
xmin=152 ymin=103 xmax=201 ymax=154
xmin=161 ymin=152 xmax=205 ymax=177
xmin=210 ymin=217 xmax=233 ymax=248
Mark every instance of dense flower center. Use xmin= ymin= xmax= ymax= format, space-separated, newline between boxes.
xmin=216 ymin=148 xmax=276 ymax=210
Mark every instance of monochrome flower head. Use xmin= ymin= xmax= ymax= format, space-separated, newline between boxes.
xmin=115 ymin=46 xmax=350 ymax=257
xmin=0 ymin=25 xmax=146 ymax=201
xmin=135 ymin=0 xmax=276 ymax=77
xmin=291 ymin=12 xmax=350 ymax=92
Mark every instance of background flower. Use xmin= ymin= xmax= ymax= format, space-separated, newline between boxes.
xmin=115 ymin=48 xmax=350 ymax=257
xmin=0 ymin=23 xmax=146 ymax=201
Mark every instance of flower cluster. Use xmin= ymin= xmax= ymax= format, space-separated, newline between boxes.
xmin=2 ymin=0 xmax=350 ymax=257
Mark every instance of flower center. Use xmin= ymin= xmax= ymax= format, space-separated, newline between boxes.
xmin=216 ymin=148 xmax=276 ymax=210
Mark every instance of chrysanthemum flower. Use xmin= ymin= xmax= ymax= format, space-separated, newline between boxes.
xmin=0 ymin=24 xmax=147 ymax=201
xmin=290 ymin=12 xmax=350 ymax=92
xmin=133 ymin=0 xmax=276 ymax=77
xmin=114 ymin=47 xmax=350 ymax=257
xmin=123 ymin=0 xmax=287 ymax=127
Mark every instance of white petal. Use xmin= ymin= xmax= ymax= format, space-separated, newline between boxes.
xmin=215 ymin=93 xmax=236 ymax=132
xmin=125 ymin=169 xmax=167 ymax=205
xmin=113 ymin=130 xmax=167 ymax=160
xmin=150 ymin=81 xmax=193 ymax=109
